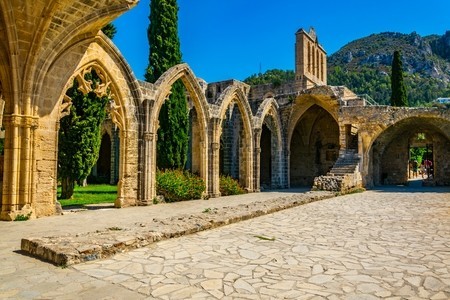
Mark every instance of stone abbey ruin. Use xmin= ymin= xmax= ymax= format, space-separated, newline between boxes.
xmin=0 ymin=0 xmax=449 ymax=220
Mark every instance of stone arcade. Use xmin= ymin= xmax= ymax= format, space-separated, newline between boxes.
xmin=1 ymin=0 xmax=449 ymax=220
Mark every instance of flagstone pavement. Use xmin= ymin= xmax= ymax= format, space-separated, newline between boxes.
xmin=1 ymin=185 xmax=449 ymax=299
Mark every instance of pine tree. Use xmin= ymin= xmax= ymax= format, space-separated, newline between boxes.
xmin=146 ymin=0 xmax=189 ymax=169
xmin=58 ymin=72 xmax=109 ymax=199
xmin=390 ymin=50 xmax=408 ymax=107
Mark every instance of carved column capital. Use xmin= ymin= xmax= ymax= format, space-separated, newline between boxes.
xmin=143 ymin=132 xmax=155 ymax=142
xmin=211 ymin=142 xmax=220 ymax=151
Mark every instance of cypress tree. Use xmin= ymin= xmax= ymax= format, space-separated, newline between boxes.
xmin=58 ymin=72 xmax=109 ymax=199
xmin=390 ymin=50 xmax=408 ymax=107
xmin=101 ymin=23 xmax=117 ymax=40
xmin=146 ymin=0 xmax=189 ymax=170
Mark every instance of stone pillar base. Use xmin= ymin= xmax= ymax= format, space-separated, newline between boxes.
xmin=114 ymin=197 xmax=125 ymax=208
xmin=0 ymin=204 xmax=35 ymax=221
xmin=208 ymin=192 xmax=221 ymax=198
xmin=137 ymin=199 xmax=153 ymax=206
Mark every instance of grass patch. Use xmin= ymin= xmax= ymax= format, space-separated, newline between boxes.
xmin=57 ymin=184 xmax=117 ymax=207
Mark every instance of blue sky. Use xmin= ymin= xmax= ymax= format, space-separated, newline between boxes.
xmin=113 ymin=0 xmax=450 ymax=83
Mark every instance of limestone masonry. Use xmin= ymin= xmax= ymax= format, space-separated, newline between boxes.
xmin=0 ymin=1 xmax=449 ymax=220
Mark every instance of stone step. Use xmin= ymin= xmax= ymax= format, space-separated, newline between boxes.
xmin=334 ymin=162 xmax=359 ymax=166
xmin=331 ymin=165 xmax=358 ymax=169
xmin=329 ymin=168 xmax=357 ymax=172
xmin=331 ymin=166 xmax=357 ymax=170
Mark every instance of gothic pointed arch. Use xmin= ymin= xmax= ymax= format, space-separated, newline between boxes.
xmin=287 ymin=92 xmax=339 ymax=148
xmin=253 ymin=97 xmax=284 ymax=189
xmin=150 ymin=63 xmax=209 ymax=133
xmin=214 ymin=82 xmax=253 ymax=137
xmin=145 ymin=63 xmax=210 ymax=200
xmin=26 ymin=1 xmax=138 ymax=109
xmin=212 ymin=82 xmax=254 ymax=192
xmin=289 ymin=103 xmax=340 ymax=187
xmin=30 ymin=34 xmax=142 ymax=216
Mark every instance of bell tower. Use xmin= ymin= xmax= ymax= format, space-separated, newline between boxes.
xmin=295 ymin=27 xmax=327 ymax=89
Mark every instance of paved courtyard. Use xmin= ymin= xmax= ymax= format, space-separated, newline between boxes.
xmin=1 ymin=186 xmax=449 ymax=299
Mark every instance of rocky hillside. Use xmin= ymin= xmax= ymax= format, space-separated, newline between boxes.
xmin=328 ymin=31 xmax=450 ymax=106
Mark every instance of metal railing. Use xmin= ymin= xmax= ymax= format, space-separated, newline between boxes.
xmin=357 ymin=94 xmax=379 ymax=106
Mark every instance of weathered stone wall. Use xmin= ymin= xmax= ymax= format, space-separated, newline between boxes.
xmin=380 ymin=135 xmax=409 ymax=185
xmin=341 ymin=106 xmax=450 ymax=187
xmin=295 ymin=28 xmax=327 ymax=88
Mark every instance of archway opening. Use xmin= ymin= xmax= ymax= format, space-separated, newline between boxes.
xmin=408 ymin=133 xmax=433 ymax=181
xmin=370 ymin=118 xmax=450 ymax=186
xmin=260 ymin=124 xmax=272 ymax=189
xmin=57 ymin=68 xmax=120 ymax=205
xmin=89 ymin=132 xmax=112 ymax=184
xmin=186 ymin=104 xmax=201 ymax=175
xmin=290 ymin=105 xmax=339 ymax=187
xmin=219 ymin=104 xmax=242 ymax=182
xmin=154 ymin=78 xmax=207 ymax=201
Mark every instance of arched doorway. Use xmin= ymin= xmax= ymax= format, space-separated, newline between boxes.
xmin=290 ymin=105 xmax=339 ymax=187
xmin=219 ymin=104 xmax=243 ymax=182
xmin=253 ymin=98 xmax=284 ymax=191
xmin=213 ymin=83 xmax=254 ymax=195
xmin=260 ymin=124 xmax=272 ymax=188
xmin=186 ymin=104 xmax=203 ymax=176
xmin=147 ymin=64 xmax=210 ymax=201
xmin=370 ymin=117 xmax=450 ymax=186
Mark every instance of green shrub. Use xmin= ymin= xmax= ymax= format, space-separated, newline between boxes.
xmin=219 ymin=175 xmax=245 ymax=196
xmin=14 ymin=212 xmax=32 ymax=221
xmin=156 ymin=169 xmax=205 ymax=202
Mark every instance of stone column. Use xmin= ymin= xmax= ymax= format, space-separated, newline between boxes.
xmin=286 ymin=149 xmax=291 ymax=188
xmin=114 ymin=128 xmax=139 ymax=208
xmin=136 ymin=98 xmax=155 ymax=206
xmin=208 ymin=118 xmax=221 ymax=197
xmin=140 ymin=130 xmax=156 ymax=205
xmin=1 ymin=113 xmax=38 ymax=221
xmin=253 ymin=128 xmax=261 ymax=192
xmin=199 ymin=139 xmax=209 ymax=199
xmin=243 ymin=142 xmax=254 ymax=193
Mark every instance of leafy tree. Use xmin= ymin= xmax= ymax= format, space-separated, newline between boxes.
xmin=410 ymin=147 xmax=427 ymax=165
xmin=146 ymin=0 xmax=189 ymax=169
xmin=101 ymin=23 xmax=117 ymax=40
xmin=58 ymin=72 xmax=109 ymax=199
xmin=390 ymin=50 xmax=408 ymax=106
xmin=244 ymin=69 xmax=295 ymax=86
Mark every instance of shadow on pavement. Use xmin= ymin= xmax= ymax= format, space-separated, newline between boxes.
xmin=369 ymin=178 xmax=450 ymax=193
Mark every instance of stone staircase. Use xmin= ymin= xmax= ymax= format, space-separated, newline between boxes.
xmin=313 ymin=149 xmax=363 ymax=192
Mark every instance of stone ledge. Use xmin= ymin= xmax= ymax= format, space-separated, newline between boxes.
xmin=21 ymin=191 xmax=334 ymax=266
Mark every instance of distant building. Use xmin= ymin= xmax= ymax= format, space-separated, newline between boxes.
xmin=435 ymin=97 xmax=450 ymax=104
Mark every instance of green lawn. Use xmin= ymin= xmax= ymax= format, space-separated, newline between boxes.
xmin=57 ymin=184 xmax=117 ymax=207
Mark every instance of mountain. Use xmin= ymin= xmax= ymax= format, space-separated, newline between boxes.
xmin=328 ymin=31 xmax=450 ymax=106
